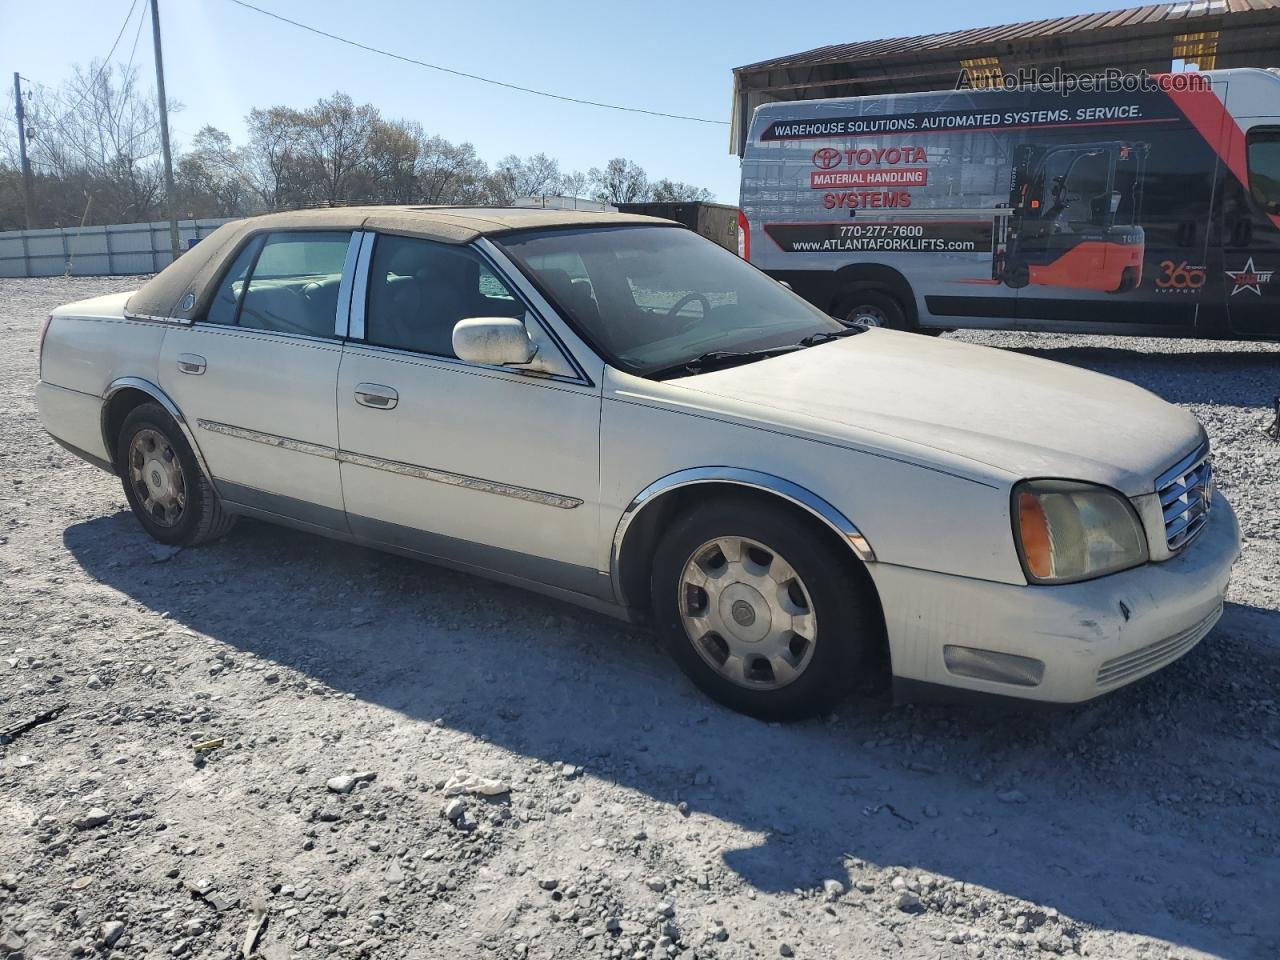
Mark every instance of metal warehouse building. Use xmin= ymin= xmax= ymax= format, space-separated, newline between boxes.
xmin=731 ymin=0 xmax=1280 ymax=154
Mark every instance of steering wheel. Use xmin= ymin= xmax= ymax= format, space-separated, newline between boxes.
xmin=664 ymin=292 xmax=712 ymax=331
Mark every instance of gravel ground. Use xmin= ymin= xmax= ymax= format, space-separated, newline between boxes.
xmin=1 ymin=275 xmax=1278 ymax=960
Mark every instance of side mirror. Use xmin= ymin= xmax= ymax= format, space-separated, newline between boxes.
xmin=452 ymin=317 xmax=538 ymax=366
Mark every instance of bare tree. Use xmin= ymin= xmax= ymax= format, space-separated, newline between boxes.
xmin=16 ymin=63 xmax=168 ymax=225
xmin=175 ymin=125 xmax=252 ymax=217
xmin=489 ymin=152 xmax=562 ymax=203
xmin=650 ymin=178 xmax=714 ymax=202
xmin=365 ymin=118 xmax=421 ymax=204
xmin=561 ymin=169 xmax=589 ymax=203
xmin=244 ymin=105 xmax=306 ymax=211
xmin=416 ymin=135 xmax=490 ymax=204
xmin=300 ymin=92 xmax=379 ymax=204
xmin=588 ymin=158 xmax=649 ymax=204
xmin=2 ymin=77 xmax=715 ymax=228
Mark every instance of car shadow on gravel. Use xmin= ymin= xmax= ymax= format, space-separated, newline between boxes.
xmin=64 ymin=512 xmax=1280 ymax=958
xmin=1000 ymin=344 xmax=1280 ymax=409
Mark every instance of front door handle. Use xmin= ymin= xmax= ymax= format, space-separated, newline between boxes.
xmin=354 ymin=383 xmax=398 ymax=410
xmin=177 ymin=353 xmax=206 ymax=375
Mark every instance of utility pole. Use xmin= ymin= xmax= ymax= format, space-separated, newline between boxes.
xmin=149 ymin=0 xmax=180 ymax=260
xmin=13 ymin=73 xmax=35 ymax=229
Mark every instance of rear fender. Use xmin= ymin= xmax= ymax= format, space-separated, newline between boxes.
xmin=101 ymin=377 xmax=213 ymax=480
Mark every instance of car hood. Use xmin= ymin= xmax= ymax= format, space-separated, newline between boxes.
xmin=668 ymin=329 xmax=1204 ymax=496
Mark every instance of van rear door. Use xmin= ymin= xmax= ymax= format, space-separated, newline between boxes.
xmin=1222 ymin=123 xmax=1280 ymax=338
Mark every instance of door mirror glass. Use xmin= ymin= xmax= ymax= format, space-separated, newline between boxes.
xmin=452 ymin=317 xmax=537 ymax=366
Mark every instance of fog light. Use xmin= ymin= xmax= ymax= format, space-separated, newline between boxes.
xmin=943 ymin=646 xmax=1045 ymax=687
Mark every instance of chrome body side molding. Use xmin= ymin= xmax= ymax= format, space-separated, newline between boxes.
xmin=610 ymin=466 xmax=876 ymax=607
xmin=196 ymin=419 xmax=338 ymax=460
xmin=195 ymin=419 xmax=583 ymax=510
xmin=101 ymin=377 xmax=212 ymax=477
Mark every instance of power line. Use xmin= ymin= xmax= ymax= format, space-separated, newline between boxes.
xmin=64 ymin=0 xmax=141 ymax=116
xmin=122 ymin=0 xmax=149 ymax=80
xmin=222 ymin=0 xmax=730 ymax=126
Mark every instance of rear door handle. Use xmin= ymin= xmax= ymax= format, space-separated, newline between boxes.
xmin=177 ymin=353 xmax=206 ymax=375
xmin=354 ymin=383 xmax=398 ymax=409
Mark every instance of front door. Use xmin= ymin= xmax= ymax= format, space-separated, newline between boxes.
xmin=159 ymin=230 xmax=355 ymax=530
xmin=335 ymin=233 xmax=606 ymax=598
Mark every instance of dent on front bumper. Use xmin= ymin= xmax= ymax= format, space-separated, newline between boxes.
xmin=869 ymin=491 xmax=1240 ymax=703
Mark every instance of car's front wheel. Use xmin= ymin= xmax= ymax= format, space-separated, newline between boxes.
xmin=116 ymin=402 xmax=236 ymax=546
xmin=650 ymin=496 xmax=881 ymax=720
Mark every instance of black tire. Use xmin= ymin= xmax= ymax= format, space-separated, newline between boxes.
xmin=835 ymin=288 xmax=908 ymax=330
xmin=116 ymin=402 xmax=236 ymax=546
xmin=649 ymin=495 xmax=882 ymax=721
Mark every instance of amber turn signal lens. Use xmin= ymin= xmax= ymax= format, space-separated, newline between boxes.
xmin=1017 ymin=491 xmax=1053 ymax=580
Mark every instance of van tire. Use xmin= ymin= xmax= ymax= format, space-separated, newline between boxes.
xmin=835 ymin=289 xmax=908 ymax=330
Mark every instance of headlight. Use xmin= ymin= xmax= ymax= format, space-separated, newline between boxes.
xmin=1013 ymin=480 xmax=1148 ymax=584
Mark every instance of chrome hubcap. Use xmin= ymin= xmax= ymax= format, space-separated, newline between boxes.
xmin=678 ymin=536 xmax=817 ymax=690
xmin=128 ymin=428 xmax=186 ymax=527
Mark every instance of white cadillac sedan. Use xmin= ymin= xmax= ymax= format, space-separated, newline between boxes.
xmin=36 ymin=207 xmax=1239 ymax=719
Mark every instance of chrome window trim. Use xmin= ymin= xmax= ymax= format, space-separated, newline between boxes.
xmin=122 ymin=310 xmax=192 ymax=326
xmin=194 ymin=419 xmax=582 ymax=509
xmin=473 ymin=237 xmax=594 ymax=386
xmin=336 ymin=231 xmax=370 ymax=338
xmin=186 ymin=322 xmax=344 ymax=349
xmin=344 ymin=232 xmax=591 ymax=386
xmin=609 ymin=466 xmax=875 ymax=607
xmin=349 ymin=231 xmax=375 ymax=341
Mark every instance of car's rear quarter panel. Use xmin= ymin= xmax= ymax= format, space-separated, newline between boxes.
xmin=38 ymin=293 xmax=166 ymax=464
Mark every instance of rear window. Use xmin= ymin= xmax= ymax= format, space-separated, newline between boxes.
xmin=204 ymin=231 xmax=351 ymax=338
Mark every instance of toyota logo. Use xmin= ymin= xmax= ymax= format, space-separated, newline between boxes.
xmin=812 ymin=147 xmax=841 ymax=169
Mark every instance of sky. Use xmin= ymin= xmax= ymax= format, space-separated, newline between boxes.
xmin=1 ymin=0 xmax=1127 ymax=202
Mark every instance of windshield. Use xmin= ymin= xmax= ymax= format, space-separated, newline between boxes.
xmin=495 ymin=225 xmax=842 ymax=376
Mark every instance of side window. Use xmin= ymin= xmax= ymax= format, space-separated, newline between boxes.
xmin=238 ymin=231 xmax=351 ymax=337
xmin=1247 ymin=129 xmax=1280 ymax=214
xmin=364 ymin=236 xmax=523 ymax=357
xmin=205 ymin=237 xmax=261 ymax=326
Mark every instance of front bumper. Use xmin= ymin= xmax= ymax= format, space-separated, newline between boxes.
xmin=869 ymin=491 xmax=1240 ymax=703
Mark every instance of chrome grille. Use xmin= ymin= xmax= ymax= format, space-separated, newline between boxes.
xmin=1096 ymin=603 xmax=1221 ymax=688
xmin=1155 ymin=444 xmax=1213 ymax=552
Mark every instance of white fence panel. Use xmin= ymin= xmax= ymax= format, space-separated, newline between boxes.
xmin=0 ymin=218 xmax=234 ymax=278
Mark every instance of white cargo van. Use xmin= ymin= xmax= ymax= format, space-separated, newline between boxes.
xmin=739 ymin=68 xmax=1280 ymax=339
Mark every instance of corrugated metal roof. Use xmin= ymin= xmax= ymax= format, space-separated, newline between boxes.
xmin=734 ymin=0 xmax=1276 ymax=73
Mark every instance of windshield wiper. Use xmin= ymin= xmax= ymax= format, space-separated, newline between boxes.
xmin=648 ymin=325 xmax=867 ymax=379
xmin=796 ymin=325 xmax=868 ymax=347
xmin=647 ymin=345 xmax=801 ymax=379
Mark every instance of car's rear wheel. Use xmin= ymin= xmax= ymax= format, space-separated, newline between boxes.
xmin=116 ymin=402 xmax=236 ymax=546
xmin=650 ymin=496 xmax=881 ymax=720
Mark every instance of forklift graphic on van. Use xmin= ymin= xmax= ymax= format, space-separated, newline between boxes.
xmin=993 ymin=140 xmax=1150 ymax=293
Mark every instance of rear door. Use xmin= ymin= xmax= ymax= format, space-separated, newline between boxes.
xmin=159 ymin=230 xmax=357 ymax=530
xmin=1222 ymin=125 xmax=1280 ymax=337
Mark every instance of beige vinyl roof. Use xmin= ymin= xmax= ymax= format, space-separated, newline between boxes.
xmin=126 ymin=206 xmax=672 ymax=322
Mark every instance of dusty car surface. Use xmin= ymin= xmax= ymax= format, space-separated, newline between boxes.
xmin=36 ymin=206 xmax=1240 ymax=718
